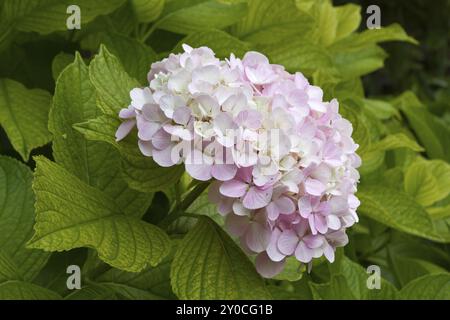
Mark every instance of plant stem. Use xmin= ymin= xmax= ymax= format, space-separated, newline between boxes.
xmin=141 ymin=23 xmax=158 ymax=43
xmin=158 ymin=181 xmax=210 ymax=229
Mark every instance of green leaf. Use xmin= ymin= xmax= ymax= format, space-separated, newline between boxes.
xmin=28 ymin=156 xmax=171 ymax=272
xmin=176 ymin=29 xmax=251 ymax=59
xmin=74 ymin=115 xmax=184 ymax=193
xmin=131 ymin=0 xmax=165 ymax=22
xmin=0 ymin=251 xmax=22 ymax=282
xmin=331 ymin=23 xmax=418 ymax=50
xmin=81 ymin=32 xmax=157 ymax=84
xmin=427 ymin=204 xmax=450 ymax=220
xmin=0 ymin=78 xmax=52 ymax=160
xmin=0 ymin=280 xmax=61 ymax=299
xmin=50 ymin=53 xmax=151 ymax=217
xmin=259 ymin=39 xmax=332 ymax=77
xmin=310 ymin=275 xmax=357 ymax=300
xmin=399 ymin=274 xmax=450 ymax=299
xmin=388 ymin=253 xmax=448 ymax=287
xmin=95 ymin=243 xmax=177 ymax=299
xmin=404 ymin=159 xmax=450 ymax=207
xmin=2 ymin=0 xmax=125 ymax=35
xmin=363 ymin=98 xmax=400 ymax=120
xmin=51 ymin=52 xmax=75 ymax=81
xmin=333 ymin=44 xmax=388 ymax=79
xmin=33 ymin=249 xmax=88 ymax=295
xmin=0 ymin=156 xmax=49 ymax=281
xmin=357 ymin=185 xmax=448 ymax=243
xmin=155 ymin=0 xmax=247 ymax=34
xmin=310 ymin=254 xmax=397 ymax=300
xmin=89 ymin=45 xmax=140 ymax=116
xmin=306 ymin=0 xmax=339 ymax=46
xmin=171 ymin=217 xmax=271 ymax=299
xmin=330 ymin=24 xmax=417 ymax=79
xmin=65 ymin=284 xmax=117 ymax=300
xmin=369 ymin=133 xmax=424 ymax=153
xmin=394 ymin=92 xmax=450 ymax=162
xmin=232 ymin=0 xmax=314 ymax=45
xmin=334 ymin=4 xmax=361 ymax=41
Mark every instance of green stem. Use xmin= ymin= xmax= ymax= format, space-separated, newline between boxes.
xmin=158 ymin=181 xmax=210 ymax=229
xmin=140 ymin=23 xmax=158 ymax=42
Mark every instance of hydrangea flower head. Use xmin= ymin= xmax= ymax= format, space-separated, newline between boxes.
xmin=116 ymin=44 xmax=361 ymax=278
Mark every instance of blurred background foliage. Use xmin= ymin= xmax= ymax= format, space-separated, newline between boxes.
xmin=0 ymin=0 xmax=448 ymax=299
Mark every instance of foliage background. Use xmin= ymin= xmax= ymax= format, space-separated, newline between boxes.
xmin=0 ymin=0 xmax=448 ymax=299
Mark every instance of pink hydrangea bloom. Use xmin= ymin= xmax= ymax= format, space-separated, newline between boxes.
xmin=116 ymin=44 xmax=361 ymax=278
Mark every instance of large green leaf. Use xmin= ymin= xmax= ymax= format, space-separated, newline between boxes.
xmin=81 ymin=33 xmax=157 ymax=84
xmin=330 ymin=24 xmax=417 ymax=79
xmin=171 ymin=217 xmax=271 ymax=299
xmin=28 ymin=157 xmax=171 ymax=272
xmin=259 ymin=39 xmax=332 ymax=77
xmin=0 ymin=156 xmax=49 ymax=281
xmin=388 ymin=251 xmax=448 ymax=287
xmin=333 ymin=44 xmax=388 ymax=79
xmin=394 ymin=91 xmax=450 ymax=162
xmin=331 ymin=23 xmax=418 ymax=50
xmin=89 ymin=45 xmax=140 ymax=116
xmin=232 ymin=0 xmax=314 ymax=45
xmin=2 ymin=0 xmax=125 ymax=35
xmin=95 ymin=243 xmax=177 ymax=300
xmin=155 ymin=0 xmax=247 ymax=34
xmin=404 ymin=159 xmax=450 ymax=207
xmin=131 ymin=0 xmax=165 ymax=23
xmin=66 ymin=283 xmax=163 ymax=300
xmin=0 ymin=252 xmax=21 ymax=282
xmin=74 ymin=115 xmax=184 ymax=193
xmin=334 ymin=3 xmax=361 ymax=42
xmin=357 ymin=185 xmax=449 ymax=243
xmin=51 ymin=52 xmax=75 ymax=81
xmin=0 ymin=78 xmax=52 ymax=160
xmin=369 ymin=133 xmax=424 ymax=153
xmin=399 ymin=274 xmax=450 ymax=299
xmin=50 ymin=53 xmax=151 ymax=217
xmin=0 ymin=280 xmax=61 ymax=299
xmin=310 ymin=254 xmax=397 ymax=300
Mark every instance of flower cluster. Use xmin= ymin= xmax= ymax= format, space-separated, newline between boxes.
xmin=116 ymin=44 xmax=361 ymax=278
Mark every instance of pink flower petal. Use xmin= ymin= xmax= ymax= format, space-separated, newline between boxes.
xmin=314 ymin=214 xmax=328 ymax=234
xmin=225 ymin=213 xmax=249 ymax=237
xmin=266 ymin=202 xmax=280 ymax=221
xmin=277 ymin=229 xmax=298 ymax=255
xmin=245 ymin=222 xmax=271 ymax=253
xmin=185 ymin=162 xmax=212 ymax=181
xmin=220 ymin=180 xmax=248 ymax=198
xmin=266 ymin=229 xmax=285 ymax=262
xmin=295 ymin=241 xmax=314 ymax=263
xmin=275 ymin=196 xmax=296 ymax=214
xmin=304 ymin=178 xmax=326 ymax=196
xmin=211 ymin=164 xmax=237 ymax=181
xmin=115 ymin=119 xmax=136 ymax=141
xmin=243 ymin=186 xmax=272 ymax=210
xmin=255 ymin=252 xmax=285 ymax=278
xmin=138 ymin=140 xmax=153 ymax=157
xmin=152 ymin=146 xmax=176 ymax=167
